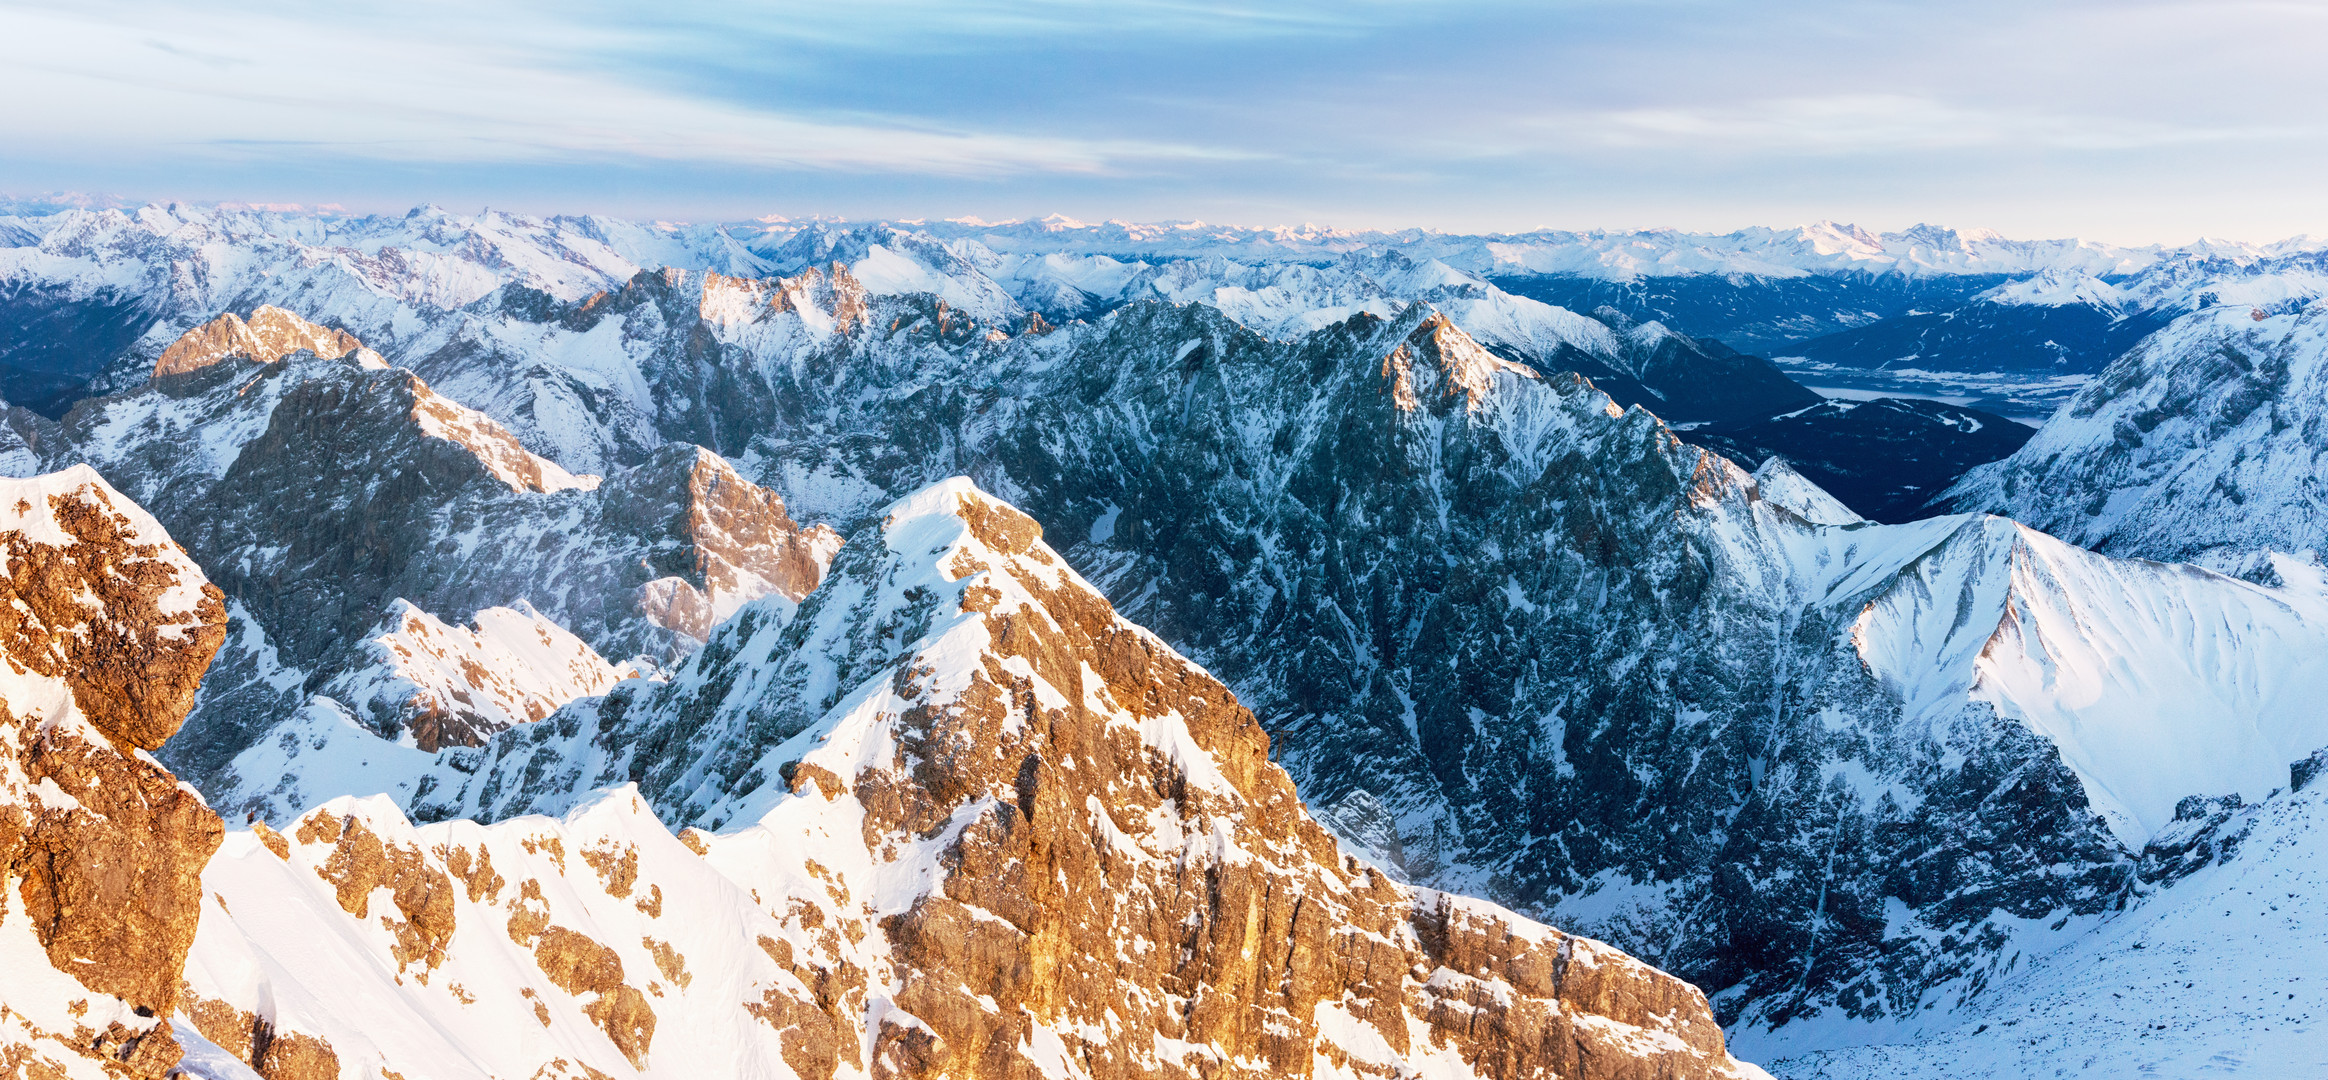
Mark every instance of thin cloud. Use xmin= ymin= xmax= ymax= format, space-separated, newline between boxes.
xmin=0 ymin=3 xmax=1249 ymax=176
xmin=1549 ymin=94 xmax=2313 ymax=154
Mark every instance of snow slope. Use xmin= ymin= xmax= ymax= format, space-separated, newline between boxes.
xmin=1847 ymin=521 xmax=2328 ymax=847
xmin=1769 ymin=769 xmax=2328 ymax=1078
xmin=320 ymin=599 xmax=629 ymax=751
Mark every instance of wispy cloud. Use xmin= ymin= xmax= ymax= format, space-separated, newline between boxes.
xmin=1538 ymin=94 xmax=2312 ymax=154
xmin=619 ymin=0 xmax=1460 ymax=50
xmin=0 ymin=3 xmax=1250 ymax=175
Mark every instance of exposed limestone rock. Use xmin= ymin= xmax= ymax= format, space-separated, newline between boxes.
xmin=599 ymin=444 xmax=841 ymax=647
xmin=253 ymin=1024 xmax=341 ymax=1080
xmin=0 ymin=467 xmax=229 ymax=1078
xmin=153 ymin=306 xmax=363 ymax=378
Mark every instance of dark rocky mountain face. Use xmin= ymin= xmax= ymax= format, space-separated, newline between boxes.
xmin=1539 ymin=307 xmax=1822 ymax=425
xmin=1492 ymin=272 xmax=2007 ymax=356
xmin=1781 ymin=301 xmax=2171 ymax=375
xmin=1691 ymin=398 xmax=2035 ymax=523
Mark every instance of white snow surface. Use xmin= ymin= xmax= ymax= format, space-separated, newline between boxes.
xmin=186 ymin=788 xmax=809 ymax=1080
xmin=1841 ymin=516 xmax=2328 ymax=846
xmin=1749 ymin=457 xmax=1864 ymax=526
xmin=1764 ymin=772 xmax=2328 ymax=1078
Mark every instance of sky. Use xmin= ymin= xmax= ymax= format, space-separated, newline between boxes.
xmin=4 ymin=0 xmax=2327 ymax=243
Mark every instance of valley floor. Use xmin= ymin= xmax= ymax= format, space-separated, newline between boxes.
xmin=1768 ymin=360 xmax=2082 ymax=423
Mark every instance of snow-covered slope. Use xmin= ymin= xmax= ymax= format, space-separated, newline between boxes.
xmin=1848 ymin=522 xmax=2328 ymax=847
xmin=175 ymin=477 xmax=1769 ymax=1080
xmin=1769 ymin=759 xmax=2328 ymax=1078
xmin=319 ymin=599 xmax=629 ymax=751
xmin=1981 ymin=249 xmax=2328 ymax=318
xmin=1942 ymin=302 xmax=2328 ymax=564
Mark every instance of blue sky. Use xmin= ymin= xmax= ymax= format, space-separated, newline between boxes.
xmin=4 ymin=0 xmax=2325 ymax=242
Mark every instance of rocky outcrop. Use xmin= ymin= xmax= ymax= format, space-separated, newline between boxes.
xmin=598 ymin=444 xmax=842 ymax=646
xmin=0 ymin=466 xmax=229 ymax=1078
xmin=181 ymin=479 xmax=1767 ymax=1080
xmin=153 ymin=305 xmax=365 ymax=377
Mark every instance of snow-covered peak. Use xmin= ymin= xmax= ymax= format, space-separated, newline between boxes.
xmin=1379 ymin=308 xmax=1546 ymax=416
xmin=1977 ymin=269 xmax=2130 ymax=311
xmin=1751 ymin=456 xmax=1863 ymax=526
xmin=175 ymin=476 xmax=1769 ymax=1080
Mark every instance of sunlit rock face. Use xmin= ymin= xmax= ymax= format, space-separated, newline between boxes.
xmin=152 ymin=305 xmax=366 ymax=378
xmin=0 ymin=466 xmax=229 ymax=1079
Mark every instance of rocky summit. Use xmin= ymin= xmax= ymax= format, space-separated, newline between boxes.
xmin=164 ymin=477 xmax=1768 ymax=1080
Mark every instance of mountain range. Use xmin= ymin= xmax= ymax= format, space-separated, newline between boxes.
xmin=4 ymin=202 xmax=2328 ymax=1079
